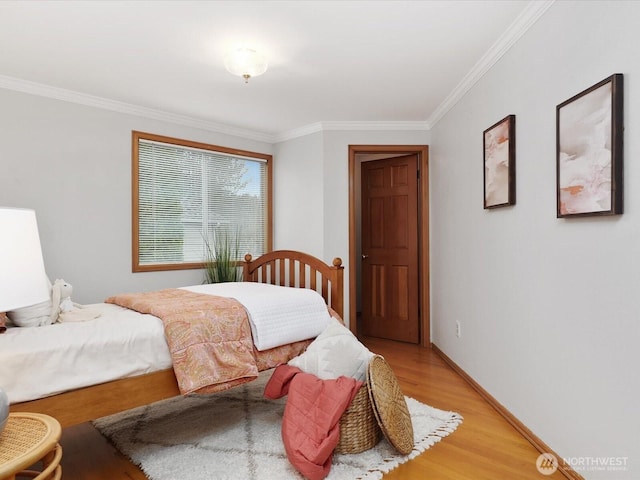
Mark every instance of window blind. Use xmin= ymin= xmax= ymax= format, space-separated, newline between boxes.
xmin=136 ymin=137 xmax=268 ymax=268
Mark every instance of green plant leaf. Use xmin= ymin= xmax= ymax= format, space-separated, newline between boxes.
xmin=203 ymin=227 xmax=242 ymax=283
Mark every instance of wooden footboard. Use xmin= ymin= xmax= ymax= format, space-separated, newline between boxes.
xmin=11 ymin=250 xmax=344 ymax=428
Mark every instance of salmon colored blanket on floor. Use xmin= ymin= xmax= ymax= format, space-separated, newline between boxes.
xmin=106 ymin=288 xmax=260 ymax=395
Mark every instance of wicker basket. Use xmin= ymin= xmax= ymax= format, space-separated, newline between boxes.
xmin=335 ymin=379 xmax=382 ymax=454
xmin=367 ymin=354 xmax=414 ymax=455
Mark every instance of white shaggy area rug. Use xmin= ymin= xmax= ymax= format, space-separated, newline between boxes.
xmin=94 ymin=371 xmax=462 ymax=480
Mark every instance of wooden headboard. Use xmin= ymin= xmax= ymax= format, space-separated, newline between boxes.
xmin=243 ymin=250 xmax=344 ymax=319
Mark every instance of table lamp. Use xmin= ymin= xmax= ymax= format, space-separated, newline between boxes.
xmin=0 ymin=207 xmax=50 ymax=434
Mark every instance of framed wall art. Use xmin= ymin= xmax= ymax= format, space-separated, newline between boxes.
xmin=483 ymin=114 xmax=516 ymax=209
xmin=556 ymin=74 xmax=623 ymax=217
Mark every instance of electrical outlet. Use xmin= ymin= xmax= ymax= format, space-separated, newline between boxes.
xmin=455 ymin=320 xmax=461 ymax=338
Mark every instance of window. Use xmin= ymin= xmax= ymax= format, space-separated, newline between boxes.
xmin=132 ymin=131 xmax=272 ymax=272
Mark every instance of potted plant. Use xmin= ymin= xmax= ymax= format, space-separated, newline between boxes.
xmin=203 ymin=228 xmax=242 ymax=283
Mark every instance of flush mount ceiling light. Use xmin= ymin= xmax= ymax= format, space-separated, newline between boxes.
xmin=224 ymin=47 xmax=268 ymax=83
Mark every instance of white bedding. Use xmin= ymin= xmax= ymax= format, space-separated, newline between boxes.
xmin=0 ymin=303 xmax=171 ymax=404
xmin=183 ymin=283 xmax=331 ymax=351
xmin=1 ymin=282 xmax=331 ymax=403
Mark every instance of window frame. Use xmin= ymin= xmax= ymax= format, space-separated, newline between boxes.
xmin=131 ymin=130 xmax=273 ymax=273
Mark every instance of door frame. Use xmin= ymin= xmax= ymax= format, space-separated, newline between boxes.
xmin=348 ymin=145 xmax=430 ymax=347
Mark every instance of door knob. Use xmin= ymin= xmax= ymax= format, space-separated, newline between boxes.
xmin=361 ymin=254 xmax=369 ymax=259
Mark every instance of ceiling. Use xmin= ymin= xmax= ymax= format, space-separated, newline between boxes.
xmin=0 ymin=1 xmax=550 ymax=142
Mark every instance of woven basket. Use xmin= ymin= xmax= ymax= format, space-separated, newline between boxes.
xmin=335 ymin=379 xmax=382 ymax=454
xmin=367 ymin=355 xmax=414 ymax=455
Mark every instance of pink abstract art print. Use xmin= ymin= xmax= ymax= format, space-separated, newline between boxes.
xmin=556 ymin=74 xmax=623 ymax=217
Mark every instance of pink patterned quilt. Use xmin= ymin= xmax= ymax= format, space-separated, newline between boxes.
xmin=106 ymin=288 xmax=309 ymax=395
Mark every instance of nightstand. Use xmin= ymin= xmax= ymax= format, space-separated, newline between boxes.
xmin=0 ymin=413 xmax=62 ymax=480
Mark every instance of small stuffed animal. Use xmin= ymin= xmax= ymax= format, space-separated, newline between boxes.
xmin=50 ymin=279 xmax=74 ymax=323
xmin=51 ymin=278 xmax=101 ymax=323
xmin=9 ymin=278 xmax=101 ymax=326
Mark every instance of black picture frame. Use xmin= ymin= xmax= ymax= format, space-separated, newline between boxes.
xmin=483 ymin=114 xmax=516 ymax=209
xmin=556 ymin=74 xmax=623 ymax=217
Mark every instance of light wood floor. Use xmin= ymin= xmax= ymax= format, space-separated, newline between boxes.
xmin=58 ymin=337 xmax=564 ymax=479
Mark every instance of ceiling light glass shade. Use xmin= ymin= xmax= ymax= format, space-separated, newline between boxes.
xmin=224 ymin=48 xmax=268 ymax=83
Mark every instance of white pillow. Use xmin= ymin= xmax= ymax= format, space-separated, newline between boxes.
xmin=288 ymin=318 xmax=374 ymax=382
xmin=8 ymin=299 xmax=53 ymax=327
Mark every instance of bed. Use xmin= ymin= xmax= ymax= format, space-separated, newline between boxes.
xmin=6 ymin=250 xmax=344 ymax=428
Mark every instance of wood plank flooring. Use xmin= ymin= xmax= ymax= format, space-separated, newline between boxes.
xmin=58 ymin=337 xmax=564 ymax=479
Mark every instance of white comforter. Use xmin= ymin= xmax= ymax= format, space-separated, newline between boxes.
xmin=183 ymin=283 xmax=331 ymax=351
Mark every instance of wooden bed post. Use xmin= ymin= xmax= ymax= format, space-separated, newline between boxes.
xmin=330 ymin=257 xmax=344 ymax=320
xmin=243 ymin=253 xmax=254 ymax=282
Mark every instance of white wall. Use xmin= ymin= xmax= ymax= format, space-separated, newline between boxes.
xmin=430 ymin=2 xmax=640 ymax=477
xmin=272 ymin=132 xmax=324 ymax=256
xmin=0 ymin=89 xmax=272 ymax=304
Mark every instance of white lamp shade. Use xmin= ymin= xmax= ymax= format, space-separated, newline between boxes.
xmin=224 ymin=47 xmax=268 ymax=80
xmin=0 ymin=208 xmax=50 ymax=312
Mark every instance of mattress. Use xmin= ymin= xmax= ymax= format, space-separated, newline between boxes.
xmin=0 ymin=303 xmax=171 ymax=404
xmin=1 ymin=283 xmax=330 ymax=404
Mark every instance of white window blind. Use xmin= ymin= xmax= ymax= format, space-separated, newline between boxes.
xmin=135 ymin=136 xmax=269 ymax=269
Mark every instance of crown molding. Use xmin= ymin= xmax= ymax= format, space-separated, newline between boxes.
xmin=426 ymin=0 xmax=555 ymax=129
xmin=0 ymin=74 xmax=428 ymax=144
xmin=272 ymin=122 xmax=324 ymax=143
xmin=0 ymin=74 xmax=275 ymax=143
xmin=273 ymin=120 xmax=429 ymax=143
xmin=320 ymin=121 xmax=429 ymax=131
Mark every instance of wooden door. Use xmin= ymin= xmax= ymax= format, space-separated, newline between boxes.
xmin=361 ymin=154 xmax=419 ymax=343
